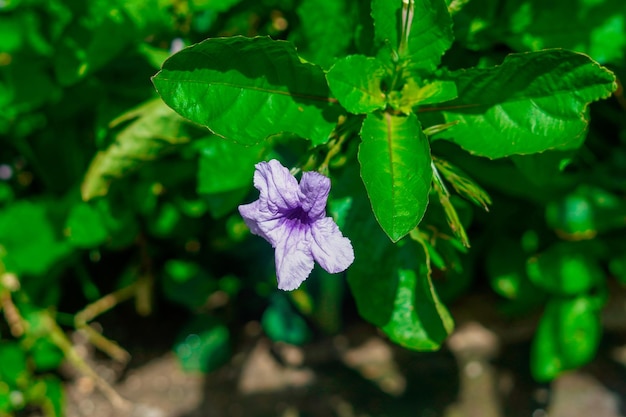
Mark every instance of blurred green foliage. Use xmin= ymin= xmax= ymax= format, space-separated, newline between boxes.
xmin=0 ymin=0 xmax=625 ymax=415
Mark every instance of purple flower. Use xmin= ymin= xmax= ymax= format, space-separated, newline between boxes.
xmin=238 ymin=159 xmax=354 ymax=291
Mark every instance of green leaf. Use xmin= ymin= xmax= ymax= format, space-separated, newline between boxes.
xmin=428 ymin=49 xmax=617 ymax=158
xmin=486 ymin=238 xmax=535 ymax=300
xmin=0 ymin=343 xmax=29 ymax=388
xmin=174 ymin=316 xmax=230 ymax=373
xmin=502 ymin=0 xmax=626 ymax=65
xmin=531 ymin=295 xmax=601 ymax=381
xmin=511 ymin=150 xmax=573 ymax=186
xmin=372 ymin=0 xmax=453 ymax=72
xmin=342 ymin=170 xmax=400 ymax=327
xmin=81 ymin=98 xmax=191 ymax=201
xmin=261 ymin=295 xmax=312 ymax=345
xmin=53 ymin=0 xmax=136 ymax=85
xmin=30 ymin=339 xmax=64 ymax=372
xmin=64 ymin=202 xmax=109 ymax=248
xmin=342 ymin=173 xmax=453 ymax=349
xmin=359 ymin=112 xmax=432 ymax=242
xmin=381 ymin=240 xmax=454 ymax=350
xmin=326 ymin=55 xmax=388 ymax=114
xmin=39 ymin=376 xmax=64 ymax=417
xmin=190 ymin=0 xmax=242 ymax=13
xmin=197 ymin=137 xmax=266 ymax=194
xmin=0 ymin=201 xmax=72 ymax=277
xmin=388 ymin=78 xmax=457 ymax=114
xmin=162 ymin=260 xmax=218 ymax=310
xmin=527 ymin=243 xmax=603 ymax=296
xmin=291 ymin=0 xmax=357 ymax=69
xmin=546 ymin=185 xmax=626 ymax=239
xmin=152 ymin=36 xmax=342 ymax=146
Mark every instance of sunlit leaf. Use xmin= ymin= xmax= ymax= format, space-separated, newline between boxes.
xmin=359 ymin=112 xmax=432 ymax=242
xmin=427 ymin=49 xmax=617 ymax=158
xmin=153 ymin=36 xmax=342 ymax=146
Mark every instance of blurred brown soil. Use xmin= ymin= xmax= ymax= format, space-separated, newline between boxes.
xmin=58 ymin=286 xmax=626 ymax=417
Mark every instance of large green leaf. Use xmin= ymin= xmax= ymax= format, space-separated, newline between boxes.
xmin=427 ymin=50 xmax=616 ymax=158
xmin=502 ymin=0 xmax=626 ymax=65
xmin=339 ymin=164 xmax=451 ymax=350
xmin=81 ymin=99 xmax=191 ymax=201
xmin=152 ymin=36 xmax=342 ymax=146
xmin=371 ymin=0 xmax=453 ymax=72
xmin=326 ymin=55 xmax=388 ymax=114
xmin=359 ymin=112 xmax=432 ymax=242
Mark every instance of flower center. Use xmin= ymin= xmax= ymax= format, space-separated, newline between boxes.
xmin=285 ymin=206 xmax=311 ymax=224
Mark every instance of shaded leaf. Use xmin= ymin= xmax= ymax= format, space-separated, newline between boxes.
xmin=502 ymin=0 xmax=626 ymax=65
xmin=545 ymin=185 xmax=626 ymax=240
xmin=291 ymin=0 xmax=357 ymax=68
xmin=262 ymin=294 xmax=312 ymax=345
xmin=381 ymin=239 xmax=454 ymax=350
xmin=527 ymin=243 xmax=603 ymax=296
xmin=174 ymin=316 xmax=230 ymax=373
xmin=197 ymin=137 xmax=266 ymax=194
xmin=64 ymin=202 xmax=109 ymax=248
xmin=0 ymin=201 xmax=71 ymax=277
xmin=531 ymin=295 xmax=601 ymax=381
xmin=81 ymin=99 xmax=191 ymax=201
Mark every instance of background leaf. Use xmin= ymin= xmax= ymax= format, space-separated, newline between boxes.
xmin=290 ymin=0 xmax=357 ymax=69
xmin=427 ymin=49 xmax=617 ymax=158
xmin=531 ymin=295 xmax=602 ymax=381
xmin=197 ymin=137 xmax=266 ymax=194
xmin=501 ymin=0 xmax=625 ymax=65
xmin=153 ymin=36 xmax=342 ymax=146
xmin=359 ymin=112 xmax=432 ymax=242
xmin=527 ymin=243 xmax=603 ymax=296
xmin=372 ymin=0 xmax=453 ymax=72
xmin=81 ymin=99 xmax=191 ymax=201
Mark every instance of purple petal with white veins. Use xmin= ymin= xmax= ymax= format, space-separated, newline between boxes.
xmin=299 ymin=171 xmax=330 ymax=221
xmin=310 ymin=217 xmax=355 ymax=274
xmin=274 ymin=226 xmax=315 ymax=291
xmin=254 ymin=160 xmax=301 ymax=214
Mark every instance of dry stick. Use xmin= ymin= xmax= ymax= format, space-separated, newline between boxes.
xmin=47 ymin=311 xmax=132 ymax=411
xmin=0 ymin=290 xmax=25 ymax=337
xmin=74 ymin=283 xmax=138 ymax=364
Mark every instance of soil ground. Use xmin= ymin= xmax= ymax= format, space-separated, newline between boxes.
xmin=57 ymin=287 xmax=626 ymax=417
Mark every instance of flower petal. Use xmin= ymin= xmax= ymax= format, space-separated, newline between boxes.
xmin=310 ymin=217 xmax=354 ymax=274
xmin=299 ymin=171 xmax=330 ymax=220
xmin=274 ymin=226 xmax=315 ymax=291
xmin=254 ymin=160 xmax=301 ymax=214
xmin=238 ymin=201 xmax=284 ymax=245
